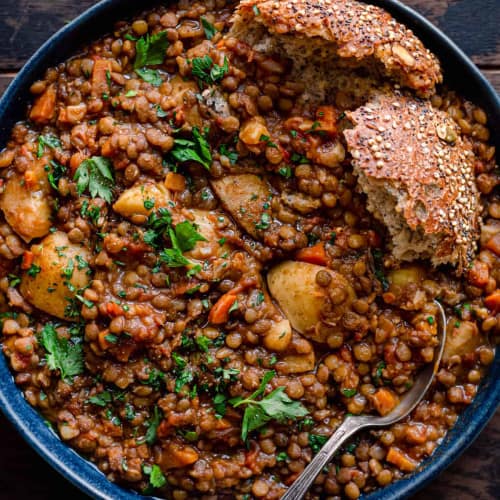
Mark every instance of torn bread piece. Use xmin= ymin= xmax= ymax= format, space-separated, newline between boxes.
xmin=343 ymin=92 xmax=480 ymax=272
xmin=231 ymin=0 xmax=442 ymax=99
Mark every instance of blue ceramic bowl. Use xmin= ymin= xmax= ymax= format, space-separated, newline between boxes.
xmin=0 ymin=1 xmax=499 ymax=499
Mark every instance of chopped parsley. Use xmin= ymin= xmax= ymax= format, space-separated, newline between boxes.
xmin=219 ymin=143 xmax=239 ymax=165
xmin=143 ymin=463 xmax=166 ymax=489
xmin=372 ymin=249 xmax=389 ymax=291
xmin=47 ymin=160 xmax=67 ymax=191
xmin=341 ymin=388 xmax=357 ymax=398
xmin=255 ymin=213 xmax=271 ymax=230
xmin=74 ymin=156 xmax=115 ymax=203
xmin=309 ymin=433 xmax=328 ymax=454
xmin=191 ymin=55 xmax=229 ymax=87
xmin=37 ymin=135 xmax=61 ymax=159
xmin=27 ymin=264 xmax=41 ymax=277
xmin=134 ymin=31 xmax=168 ymax=69
xmin=230 ymin=370 xmax=308 ymax=441
xmin=136 ymin=68 xmax=163 ymax=86
xmin=201 ymin=17 xmax=218 ymax=40
xmin=39 ymin=324 xmax=84 ymax=382
xmin=170 ymin=127 xmax=212 ymax=170
xmin=87 ymin=391 xmax=112 ymax=407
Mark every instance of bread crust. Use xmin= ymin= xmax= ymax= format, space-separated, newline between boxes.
xmin=233 ymin=0 xmax=442 ymax=96
xmin=344 ymin=92 xmax=480 ymax=271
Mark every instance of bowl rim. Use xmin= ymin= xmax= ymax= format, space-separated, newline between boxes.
xmin=0 ymin=1 xmax=499 ymax=499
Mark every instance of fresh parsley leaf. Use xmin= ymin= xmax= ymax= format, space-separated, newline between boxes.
xmin=255 ymin=213 xmax=271 ymax=230
xmin=39 ymin=324 xmax=84 ymax=382
xmin=231 ymin=371 xmax=308 ymax=441
xmin=195 ymin=335 xmax=211 ymax=352
xmin=134 ymin=31 xmax=168 ymax=69
xmin=278 ymin=166 xmax=293 ymax=178
xmin=171 ymin=127 xmax=212 ymax=170
xmin=27 ymin=264 xmax=41 ymax=277
xmin=213 ymin=393 xmax=227 ymax=418
xmin=174 ymin=369 xmax=194 ymax=393
xmin=88 ymin=391 xmax=112 ymax=407
xmin=74 ymin=156 xmax=115 ymax=203
xmin=191 ymin=56 xmax=229 ymax=87
xmin=159 ymin=247 xmax=190 ymax=268
xmin=136 ymin=68 xmax=163 ymax=86
xmin=143 ymin=463 xmax=166 ymax=489
xmin=276 ymin=451 xmax=289 ymax=462
xmin=341 ymin=388 xmax=357 ymax=398
xmin=37 ymin=135 xmax=61 ymax=158
xmin=372 ymin=249 xmax=389 ymax=291
xmin=309 ymin=433 xmax=328 ymax=454
xmin=144 ymin=406 xmax=162 ymax=445
xmin=201 ymin=17 xmax=218 ymax=40
xmin=125 ymin=90 xmax=137 ymax=97
xmin=219 ymin=143 xmax=238 ymax=164
xmin=47 ymin=160 xmax=67 ymax=191
xmin=174 ymin=220 xmax=206 ymax=251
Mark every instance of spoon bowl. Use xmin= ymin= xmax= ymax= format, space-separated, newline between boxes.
xmin=282 ymin=300 xmax=447 ymax=500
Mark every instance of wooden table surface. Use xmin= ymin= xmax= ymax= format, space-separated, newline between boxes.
xmin=0 ymin=0 xmax=499 ymax=499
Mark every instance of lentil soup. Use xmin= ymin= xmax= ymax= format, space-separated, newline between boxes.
xmin=0 ymin=1 xmax=498 ymax=499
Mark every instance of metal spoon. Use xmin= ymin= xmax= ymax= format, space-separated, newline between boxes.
xmin=282 ymin=300 xmax=447 ymax=500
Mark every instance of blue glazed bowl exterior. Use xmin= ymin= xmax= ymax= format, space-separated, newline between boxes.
xmin=0 ymin=1 xmax=499 ymax=499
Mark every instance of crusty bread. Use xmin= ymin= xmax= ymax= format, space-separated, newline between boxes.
xmin=343 ymin=92 xmax=480 ymax=272
xmin=231 ymin=0 xmax=442 ymax=98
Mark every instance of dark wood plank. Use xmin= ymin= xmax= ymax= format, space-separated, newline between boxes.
xmin=0 ymin=0 xmax=96 ymax=70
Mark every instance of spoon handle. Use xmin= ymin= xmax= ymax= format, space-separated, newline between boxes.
xmin=281 ymin=417 xmax=362 ymax=500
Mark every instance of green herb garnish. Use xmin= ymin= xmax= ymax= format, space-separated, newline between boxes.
xmin=74 ymin=156 xmax=115 ymax=203
xmin=39 ymin=324 xmax=84 ymax=382
xmin=230 ymin=370 xmax=308 ymax=441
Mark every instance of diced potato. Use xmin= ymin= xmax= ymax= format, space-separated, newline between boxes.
xmin=182 ymin=209 xmax=232 ymax=262
xmin=211 ymin=174 xmax=273 ymax=239
xmin=0 ymin=161 xmax=52 ymax=242
xmin=263 ymin=318 xmax=292 ymax=352
xmin=267 ymin=261 xmax=355 ymax=342
xmin=388 ymin=266 xmax=424 ymax=288
xmin=239 ymin=117 xmax=270 ymax=146
xmin=443 ymin=320 xmax=481 ymax=361
xmin=113 ymin=183 xmax=171 ymax=219
xmin=276 ymin=351 xmax=316 ymax=374
xmin=20 ymin=232 xmax=92 ymax=320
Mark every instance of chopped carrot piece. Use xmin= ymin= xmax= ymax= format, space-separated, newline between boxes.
xmin=30 ymin=84 xmax=57 ymax=124
xmin=165 ymin=443 xmax=199 ymax=469
xmin=100 ymin=138 xmax=114 ymax=158
xmin=468 ymin=260 xmax=489 ymax=287
xmin=23 ymin=169 xmax=39 ymax=189
xmin=209 ymin=293 xmax=238 ymax=324
xmin=371 ymin=387 xmax=399 ymax=416
xmin=165 ymin=172 xmax=187 ymax=192
xmin=485 ymin=233 xmax=500 ymax=256
xmin=106 ymin=302 xmax=124 ymax=317
xmin=21 ymin=251 xmax=34 ymax=270
xmin=69 ymin=152 xmax=88 ymax=173
xmin=316 ymin=105 xmax=338 ymax=135
xmin=386 ymin=447 xmax=418 ymax=472
xmin=98 ymin=330 xmax=113 ymax=351
xmin=295 ymin=243 xmax=328 ymax=266
xmin=91 ymin=59 xmax=112 ymax=98
xmin=485 ymin=290 xmax=500 ymax=313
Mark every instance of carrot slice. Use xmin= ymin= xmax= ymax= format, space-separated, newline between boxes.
xmin=295 ymin=243 xmax=328 ymax=266
xmin=485 ymin=233 xmax=500 ymax=256
xmin=91 ymin=59 xmax=112 ymax=98
xmin=386 ymin=447 xmax=418 ymax=472
xmin=468 ymin=260 xmax=489 ymax=287
xmin=30 ymin=84 xmax=57 ymax=124
xmin=485 ymin=290 xmax=500 ymax=313
xmin=21 ymin=251 xmax=34 ymax=270
xmin=371 ymin=387 xmax=399 ymax=416
xmin=208 ymin=293 xmax=238 ymax=324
